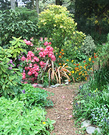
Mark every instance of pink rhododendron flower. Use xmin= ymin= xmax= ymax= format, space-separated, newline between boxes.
xmin=43 ymin=51 xmax=48 ymax=56
xmin=29 ymin=63 xmax=32 ymax=67
xmin=49 ymin=42 xmax=51 ymax=45
xmin=44 ymin=48 xmax=49 ymax=53
xmin=40 ymin=37 xmax=43 ymax=42
xmin=48 ymin=53 xmax=52 ymax=58
xmin=49 ymin=47 xmax=53 ymax=51
xmin=26 ymin=41 xmax=31 ymax=45
xmin=39 ymin=61 xmax=45 ymax=66
xmin=33 ymin=64 xmax=38 ymax=67
xmin=30 ymin=37 xmax=33 ymax=41
xmin=39 ymin=52 xmax=46 ymax=58
xmin=30 ymin=44 xmax=33 ymax=46
xmin=21 ymin=38 xmax=56 ymax=83
xmin=46 ymin=46 xmax=51 ymax=50
xmin=35 ymin=72 xmax=38 ymax=77
xmin=39 ymin=47 xmax=44 ymax=51
xmin=31 ymin=59 xmax=35 ymax=62
xmin=24 ymin=39 xmax=33 ymax=46
xmin=51 ymin=55 xmax=56 ymax=61
xmin=44 ymin=37 xmax=47 ymax=40
xmin=25 ymin=67 xmax=30 ymax=70
xmin=21 ymin=56 xmax=26 ymax=61
xmin=26 ymin=57 xmax=31 ymax=62
xmin=44 ymin=41 xmax=49 ymax=46
xmin=24 ymin=82 xmax=28 ymax=84
xmin=22 ymin=72 xmax=26 ymax=79
xmin=28 ymin=71 xmax=32 ymax=76
xmin=37 ymin=48 xmax=40 ymax=50
xmin=27 ymin=51 xmax=34 ymax=57
xmin=24 ymin=39 xmax=27 ymax=42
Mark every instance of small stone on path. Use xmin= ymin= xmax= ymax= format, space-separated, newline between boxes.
xmin=86 ymin=126 xmax=96 ymax=134
xmin=81 ymin=120 xmax=91 ymax=128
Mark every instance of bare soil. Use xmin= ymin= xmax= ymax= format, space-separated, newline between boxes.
xmin=45 ymin=82 xmax=88 ymax=135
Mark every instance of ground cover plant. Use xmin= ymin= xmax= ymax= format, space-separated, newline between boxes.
xmin=0 ymin=97 xmax=55 ymax=134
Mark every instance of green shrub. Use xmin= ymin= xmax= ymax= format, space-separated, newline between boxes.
xmin=0 ymin=9 xmax=38 ymax=46
xmin=80 ymin=35 xmax=96 ymax=56
xmin=0 ymin=97 xmax=55 ymax=134
xmin=15 ymin=7 xmax=38 ymax=24
xmin=20 ymin=84 xmax=54 ymax=108
xmin=8 ymin=37 xmax=27 ymax=58
xmin=38 ymin=5 xmax=85 ymax=49
xmin=0 ymin=46 xmax=22 ymax=98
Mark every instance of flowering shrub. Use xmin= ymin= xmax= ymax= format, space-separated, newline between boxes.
xmin=21 ymin=38 xmax=56 ymax=84
xmin=38 ymin=5 xmax=86 ymax=49
xmin=57 ymin=53 xmax=98 ymax=82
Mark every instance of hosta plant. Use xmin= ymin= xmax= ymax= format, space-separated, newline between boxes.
xmin=0 ymin=97 xmax=55 ymax=134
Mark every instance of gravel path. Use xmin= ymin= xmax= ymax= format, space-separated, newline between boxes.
xmin=45 ymin=83 xmax=86 ymax=135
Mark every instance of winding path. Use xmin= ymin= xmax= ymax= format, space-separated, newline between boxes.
xmin=45 ymin=83 xmax=88 ymax=135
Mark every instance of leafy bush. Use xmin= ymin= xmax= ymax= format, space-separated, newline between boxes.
xmin=80 ymin=35 xmax=96 ymax=56
xmin=0 ymin=46 xmax=22 ymax=98
xmin=38 ymin=5 xmax=85 ymax=49
xmin=0 ymin=97 xmax=55 ymax=134
xmin=20 ymin=83 xmax=53 ymax=108
xmin=0 ymin=9 xmax=38 ymax=46
xmin=15 ymin=7 xmax=38 ymax=24
xmin=7 ymin=37 xmax=27 ymax=58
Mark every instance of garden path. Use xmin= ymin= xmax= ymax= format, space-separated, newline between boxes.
xmin=45 ymin=83 xmax=88 ymax=135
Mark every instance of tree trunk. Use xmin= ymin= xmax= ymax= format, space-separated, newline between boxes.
xmin=11 ymin=0 xmax=15 ymax=10
xmin=31 ymin=0 xmax=34 ymax=9
xmin=36 ymin=0 xmax=39 ymax=14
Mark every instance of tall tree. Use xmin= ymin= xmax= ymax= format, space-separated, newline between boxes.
xmin=36 ymin=0 xmax=39 ymax=14
xmin=31 ymin=0 xmax=34 ymax=9
xmin=75 ymin=0 xmax=109 ymax=36
xmin=11 ymin=0 xmax=15 ymax=10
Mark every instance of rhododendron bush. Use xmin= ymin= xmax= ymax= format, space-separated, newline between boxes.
xmin=21 ymin=37 xmax=56 ymax=84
